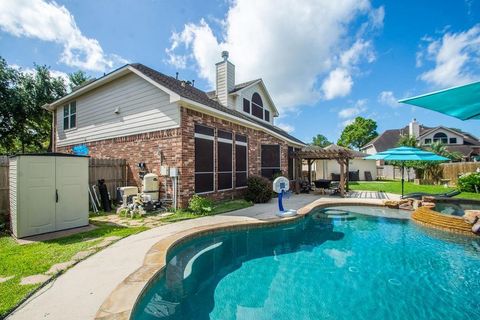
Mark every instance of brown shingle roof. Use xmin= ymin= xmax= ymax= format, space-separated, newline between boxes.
xmin=129 ymin=64 xmax=304 ymax=145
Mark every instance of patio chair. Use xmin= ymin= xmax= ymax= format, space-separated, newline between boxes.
xmin=401 ymin=189 xmax=461 ymax=200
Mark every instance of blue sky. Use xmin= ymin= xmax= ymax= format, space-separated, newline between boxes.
xmin=1 ymin=0 xmax=479 ymax=144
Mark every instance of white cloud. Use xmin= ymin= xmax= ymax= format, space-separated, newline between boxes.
xmin=322 ymin=68 xmax=353 ymax=100
xmin=338 ymin=99 xmax=367 ymax=119
xmin=0 ymin=0 xmax=127 ymax=72
xmin=417 ymin=25 xmax=480 ymax=87
xmin=341 ymin=118 xmax=355 ymax=127
xmin=11 ymin=64 xmax=70 ymax=85
xmin=276 ymin=122 xmax=295 ymax=133
xmin=166 ymin=0 xmax=383 ymax=111
xmin=378 ymin=90 xmax=399 ymax=107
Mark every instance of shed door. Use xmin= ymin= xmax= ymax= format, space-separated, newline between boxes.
xmin=19 ymin=156 xmax=56 ymax=237
xmin=55 ymin=157 xmax=89 ymax=230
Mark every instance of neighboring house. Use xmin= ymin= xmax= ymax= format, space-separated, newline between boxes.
xmin=360 ymin=119 xmax=480 ymax=180
xmin=311 ymin=144 xmax=377 ymax=181
xmin=44 ymin=51 xmax=305 ymax=207
xmin=361 ymin=119 xmax=480 ymax=161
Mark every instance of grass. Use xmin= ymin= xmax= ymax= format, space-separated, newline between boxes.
xmin=349 ymin=181 xmax=480 ymax=200
xmin=0 ymin=222 xmax=147 ymax=317
xmin=0 ymin=198 xmax=253 ymax=316
xmin=159 ymin=199 xmax=253 ymax=223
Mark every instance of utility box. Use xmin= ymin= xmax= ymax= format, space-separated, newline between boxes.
xmin=9 ymin=153 xmax=89 ymax=238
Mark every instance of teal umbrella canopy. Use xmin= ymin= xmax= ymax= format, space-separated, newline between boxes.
xmin=364 ymin=146 xmax=450 ymax=161
xmin=364 ymin=147 xmax=449 ymax=197
xmin=398 ymin=81 xmax=480 ymax=120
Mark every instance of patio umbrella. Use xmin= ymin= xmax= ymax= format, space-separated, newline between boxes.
xmin=364 ymin=146 xmax=449 ymax=197
xmin=398 ymin=81 xmax=480 ymax=120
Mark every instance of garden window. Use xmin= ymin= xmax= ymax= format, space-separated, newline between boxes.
xmin=217 ymin=130 xmax=233 ymax=190
xmin=195 ymin=124 xmax=214 ymax=193
xmin=63 ymin=101 xmax=76 ymax=130
xmin=235 ymin=134 xmax=248 ymax=187
xmin=261 ymin=144 xmax=281 ymax=180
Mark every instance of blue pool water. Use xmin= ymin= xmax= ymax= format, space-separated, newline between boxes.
xmin=132 ymin=206 xmax=480 ymax=320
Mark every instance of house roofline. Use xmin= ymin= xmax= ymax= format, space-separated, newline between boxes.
xmin=417 ymin=126 xmax=468 ymax=140
xmin=230 ymin=79 xmax=280 ymax=117
xmin=179 ymin=97 xmax=304 ymax=147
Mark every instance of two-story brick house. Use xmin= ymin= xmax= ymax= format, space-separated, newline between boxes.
xmin=44 ymin=52 xmax=305 ymax=207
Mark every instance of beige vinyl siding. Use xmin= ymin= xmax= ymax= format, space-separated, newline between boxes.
xmin=56 ymin=73 xmax=180 ymax=147
xmin=236 ymin=84 xmax=275 ymax=124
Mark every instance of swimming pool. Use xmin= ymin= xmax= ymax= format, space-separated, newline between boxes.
xmin=132 ymin=205 xmax=480 ymax=320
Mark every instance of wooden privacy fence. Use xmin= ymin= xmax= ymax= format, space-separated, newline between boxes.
xmin=88 ymin=158 xmax=127 ymax=201
xmin=441 ymin=162 xmax=480 ymax=185
xmin=0 ymin=157 xmax=127 ymax=223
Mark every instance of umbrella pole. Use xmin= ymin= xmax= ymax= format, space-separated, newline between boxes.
xmin=401 ymin=164 xmax=405 ymax=198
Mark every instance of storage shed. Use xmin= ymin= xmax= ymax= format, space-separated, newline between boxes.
xmin=9 ymin=153 xmax=89 ymax=238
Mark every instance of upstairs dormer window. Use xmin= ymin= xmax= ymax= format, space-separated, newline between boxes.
xmin=251 ymin=92 xmax=264 ymax=119
xmin=449 ymin=137 xmax=457 ymax=144
xmin=433 ymin=132 xmax=448 ymax=144
xmin=63 ymin=101 xmax=76 ymax=130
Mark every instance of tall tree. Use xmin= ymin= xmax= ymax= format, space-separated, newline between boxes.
xmin=0 ymin=57 xmax=67 ymax=154
xmin=311 ymin=134 xmax=332 ymax=148
xmin=68 ymin=70 xmax=91 ymax=91
xmin=337 ymin=117 xmax=378 ymax=150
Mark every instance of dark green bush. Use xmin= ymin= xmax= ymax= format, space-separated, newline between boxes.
xmin=457 ymin=172 xmax=480 ymax=193
xmin=188 ymin=195 xmax=214 ymax=214
xmin=244 ymin=175 xmax=273 ymax=203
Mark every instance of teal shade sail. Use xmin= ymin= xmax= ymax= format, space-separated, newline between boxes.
xmin=399 ymin=81 xmax=480 ymax=120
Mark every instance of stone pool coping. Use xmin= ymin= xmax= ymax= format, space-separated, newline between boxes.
xmin=412 ymin=206 xmax=477 ymax=236
xmin=94 ymin=199 xmax=391 ymax=320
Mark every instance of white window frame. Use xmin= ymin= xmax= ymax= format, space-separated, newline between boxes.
xmin=63 ymin=101 xmax=77 ymax=131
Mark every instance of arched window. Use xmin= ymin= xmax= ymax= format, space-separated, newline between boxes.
xmin=251 ymin=92 xmax=264 ymax=119
xmin=433 ymin=132 xmax=448 ymax=143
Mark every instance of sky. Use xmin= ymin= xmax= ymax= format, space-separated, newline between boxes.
xmin=1 ymin=0 xmax=480 ymax=144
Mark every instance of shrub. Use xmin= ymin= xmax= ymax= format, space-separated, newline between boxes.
xmin=188 ymin=195 xmax=214 ymax=214
xmin=457 ymin=172 xmax=480 ymax=193
xmin=244 ymin=175 xmax=273 ymax=203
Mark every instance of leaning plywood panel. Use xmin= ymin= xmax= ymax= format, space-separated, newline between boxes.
xmin=55 ymin=156 xmax=89 ymax=230
xmin=15 ymin=156 xmax=56 ymax=238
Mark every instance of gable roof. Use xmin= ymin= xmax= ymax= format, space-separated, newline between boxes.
xmin=43 ymin=63 xmax=304 ymax=146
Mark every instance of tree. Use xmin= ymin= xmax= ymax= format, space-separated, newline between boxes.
xmin=68 ymin=70 xmax=91 ymax=91
xmin=337 ymin=117 xmax=378 ymax=150
xmin=311 ymin=134 xmax=332 ymax=148
xmin=0 ymin=57 xmax=67 ymax=154
xmin=396 ymin=134 xmax=418 ymax=148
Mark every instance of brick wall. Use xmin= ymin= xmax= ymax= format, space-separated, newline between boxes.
xmin=57 ymin=106 xmax=294 ymax=208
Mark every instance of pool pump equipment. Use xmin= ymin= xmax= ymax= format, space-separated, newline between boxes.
xmin=273 ymin=176 xmax=297 ymax=217
xmin=117 ymin=172 xmax=163 ymax=216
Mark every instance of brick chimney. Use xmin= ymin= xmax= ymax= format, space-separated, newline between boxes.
xmin=408 ymin=118 xmax=420 ymax=138
xmin=215 ymin=51 xmax=235 ymax=108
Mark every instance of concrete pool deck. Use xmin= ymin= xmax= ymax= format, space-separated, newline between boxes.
xmin=7 ymin=194 xmax=401 ymax=320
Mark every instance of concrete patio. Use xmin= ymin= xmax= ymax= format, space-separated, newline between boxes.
xmin=7 ymin=193 xmax=400 ymax=320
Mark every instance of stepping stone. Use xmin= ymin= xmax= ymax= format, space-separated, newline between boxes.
xmin=103 ymin=236 xmax=121 ymax=242
xmin=46 ymin=261 xmax=76 ymax=275
xmin=20 ymin=274 xmax=51 ymax=286
xmin=72 ymin=249 xmax=95 ymax=261
xmin=0 ymin=276 xmax=14 ymax=283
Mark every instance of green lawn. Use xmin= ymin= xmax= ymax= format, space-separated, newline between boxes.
xmin=349 ymin=181 xmax=480 ymax=200
xmin=159 ymin=199 xmax=253 ymax=223
xmin=0 ymin=223 xmax=147 ymax=317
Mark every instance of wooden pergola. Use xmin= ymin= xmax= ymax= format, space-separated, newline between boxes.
xmin=293 ymin=146 xmax=354 ymax=197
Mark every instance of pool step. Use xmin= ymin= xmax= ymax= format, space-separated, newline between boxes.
xmin=326 ymin=214 xmax=357 ymax=221
xmin=412 ymin=207 xmax=474 ymax=235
